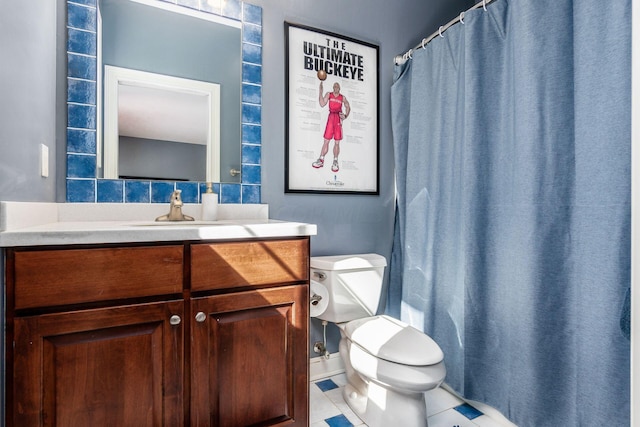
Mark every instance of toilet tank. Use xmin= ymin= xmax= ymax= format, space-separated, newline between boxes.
xmin=310 ymin=253 xmax=387 ymax=323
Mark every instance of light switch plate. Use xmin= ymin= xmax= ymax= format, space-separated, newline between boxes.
xmin=40 ymin=143 xmax=49 ymax=177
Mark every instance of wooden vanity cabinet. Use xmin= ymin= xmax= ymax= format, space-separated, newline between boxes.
xmin=189 ymin=239 xmax=309 ymax=427
xmin=7 ymin=245 xmax=186 ymax=427
xmin=5 ymin=238 xmax=310 ymax=427
xmin=12 ymin=301 xmax=185 ymax=427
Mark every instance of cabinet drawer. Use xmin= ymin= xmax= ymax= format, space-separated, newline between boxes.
xmin=13 ymin=246 xmax=184 ymax=310
xmin=191 ymin=239 xmax=309 ymax=291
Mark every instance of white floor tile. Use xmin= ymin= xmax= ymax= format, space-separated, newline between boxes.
xmin=323 ymin=387 xmax=365 ymax=426
xmin=427 ymin=408 xmax=479 ymax=427
xmin=329 ymin=373 xmax=348 ymax=387
xmin=310 ymin=372 xmax=513 ymax=427
xmin=463 ymin=399 xmax=517 ymax=427
xmin=425 ymin=386 xmax=465 ymax=417
xmin=310 ymin=382 xmax=342 ymax=424
xmin=323 ymin=387 xmax=345 ymax=405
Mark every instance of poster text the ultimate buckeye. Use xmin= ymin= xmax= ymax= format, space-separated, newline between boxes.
xmin=302 ymin=39 xmax=365 ymax=81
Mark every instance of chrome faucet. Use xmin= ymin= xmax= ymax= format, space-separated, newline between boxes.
xmin=155 ymin=190 xmax=195 ymax=222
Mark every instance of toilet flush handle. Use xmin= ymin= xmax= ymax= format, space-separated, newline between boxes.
xmin=313 ymin=271 xmax=326 ymax=280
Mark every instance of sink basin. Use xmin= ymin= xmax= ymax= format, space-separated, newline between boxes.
xmin=130 ymin=221 xmax=225 ymax=227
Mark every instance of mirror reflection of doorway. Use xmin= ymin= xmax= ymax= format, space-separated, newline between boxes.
xmin=102 ymin=66 xmax=221 ymax=182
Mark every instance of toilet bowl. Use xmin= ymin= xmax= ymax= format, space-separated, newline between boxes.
xmin=310 ymin=254 xmax=446 ymax=427
xmin=339 ymin=315 xmax=445 ymax=427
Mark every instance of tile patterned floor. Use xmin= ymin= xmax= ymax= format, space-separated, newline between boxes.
xmin=310 ymin=374 xmax=514 ymax=427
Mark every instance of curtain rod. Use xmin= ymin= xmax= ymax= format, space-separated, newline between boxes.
xmin=394 ymin=0 xmax=496 ymax=65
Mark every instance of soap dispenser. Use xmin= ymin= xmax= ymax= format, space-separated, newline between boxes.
xmin=201 ymin=182 xmax=218 ymax=221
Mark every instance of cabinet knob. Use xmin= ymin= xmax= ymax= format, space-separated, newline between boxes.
xmin=169 ymin=315 xmax=181 ymax=326
xmin=195 ymin=312 xmax=207 ymax=323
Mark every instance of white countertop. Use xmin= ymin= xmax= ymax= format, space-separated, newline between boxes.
xmin=0 ymin=202 xmax=317 ymax=247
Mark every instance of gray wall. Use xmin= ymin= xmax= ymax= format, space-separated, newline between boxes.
xmin=246 ymin=0 xmax=473 ymax=352
xmin=0 ymin=0 xmax=59 ymax=202
xmin=254 ymin=0 xmax=472 ymax=259
xmin=0 ymin=0 xmax=473 ymax=353
xmin=118 ymin=137 xmax=207 ymax=181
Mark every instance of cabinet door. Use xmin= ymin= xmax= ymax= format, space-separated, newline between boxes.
xmin=190 ymin=285 xmax=309 ymax=427
xmin=12 ymin=301 xmax=184 ymax=427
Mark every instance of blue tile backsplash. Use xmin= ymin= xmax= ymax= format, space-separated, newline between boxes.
xmin=67 ymin=78 xmax=96 ymax=104
xmin=241 ymin=165 xmax=261 ymax=185
xmin=151 ymin=182 xmax=176 ymax=203
xmin=243 ymin=22 xmax=262 ymax=45
xmin=67 ymin=2 xmax=97 ymax=30
xmin=67 ymin=53 xmax=97 ymax=80
xmin=242 ymin=83 xmax=262 ymax=104
xmin=66 ymin=0 xmax=262 ymax=204
xmin=67 ymin=104 xmax=96 ymax=130
xmin=242 ymin=44 xmax=262 ymax=67
xmin=242 ymin=104 xmax=262 ymax=125
xmin=125 ymin=181 xmax=151 ymax=203
xmin=67 ymin=179 xmax=95 ymax=202
xmin=222 ymin=0 xmax=242 ymax=20
xmin=67 ymin=154 xmax=96 ymax=178
xmin=242 ymin=144 xmax=261 ymax=165
xmin=67 ymin=28 xmax=97 ymax=56
xmin=67 ymin=129 xmax=96 ymax=154
xmin=241 ymin=184 xmax=260 ymax=204
xmin=220 ymin=184 xmax=242 ymax=204
xmin=175 ymin=182 xmax=199 ymax=204
xmin=242 ymin=124 xmax=261 ymax=144
xmin=242 ymin=3 xmax=262 ymax=25
xmin=242 ymin=63 xmax=262 ymax=86
xmin=97 ymin=179 xmax=124 ymax=203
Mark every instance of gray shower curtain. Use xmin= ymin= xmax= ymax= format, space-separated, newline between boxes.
xmin=389 ymin=1 xmax=630 ymax=425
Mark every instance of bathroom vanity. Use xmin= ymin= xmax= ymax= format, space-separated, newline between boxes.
xmin=0 ymin=202 xmax=316 ymax=426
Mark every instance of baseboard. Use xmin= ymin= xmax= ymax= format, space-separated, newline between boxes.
xmin=309 ymin=352 xmax=345 ymax=381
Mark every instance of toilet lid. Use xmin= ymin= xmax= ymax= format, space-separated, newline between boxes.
xmin=344 ymin=315 xmax=444 ymax=366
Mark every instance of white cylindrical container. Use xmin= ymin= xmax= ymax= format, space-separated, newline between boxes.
xmin=201 ymin=183 xmax=218 ymax=221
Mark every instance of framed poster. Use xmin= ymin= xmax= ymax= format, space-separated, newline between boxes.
xmin=285 ymin=22 xmax=379 ymax=194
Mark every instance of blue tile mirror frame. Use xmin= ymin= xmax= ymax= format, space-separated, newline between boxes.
xmin=66 ymin=0 xmax=262 ymax=204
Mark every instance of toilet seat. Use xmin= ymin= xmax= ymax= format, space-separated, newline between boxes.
xmin=345 ymin=338 xmax=446 ymax=393
xmin=344 ymin=315 xmax=444 ymax=366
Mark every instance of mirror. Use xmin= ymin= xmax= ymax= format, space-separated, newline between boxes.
xmin=103 ymin=65 xmax=221 ymax=182
xmin=65 ymin=0 xmax=262 ymax=203
xmin=99 ymin=0 xmax=240 ymax=182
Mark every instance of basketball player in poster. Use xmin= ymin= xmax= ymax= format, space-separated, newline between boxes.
xmin=312 ymin=70 xmax=350 ymax=172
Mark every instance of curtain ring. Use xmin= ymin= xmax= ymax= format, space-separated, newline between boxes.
xmin=421 ymin=38 xmax=427 ymax=50
xmin=460 ymin=11 xmax=465 ymax=24
xmin=407 ymin=49 xmax=413 ymax=59
xmin=438 ymin=26 xmax=444 ymax=38
xmin=483 ymin=0 xmax=487 ymax=11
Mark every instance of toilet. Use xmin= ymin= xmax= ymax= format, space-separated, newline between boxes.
xmin=310 ymin=254 xmax=446 ymax=427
